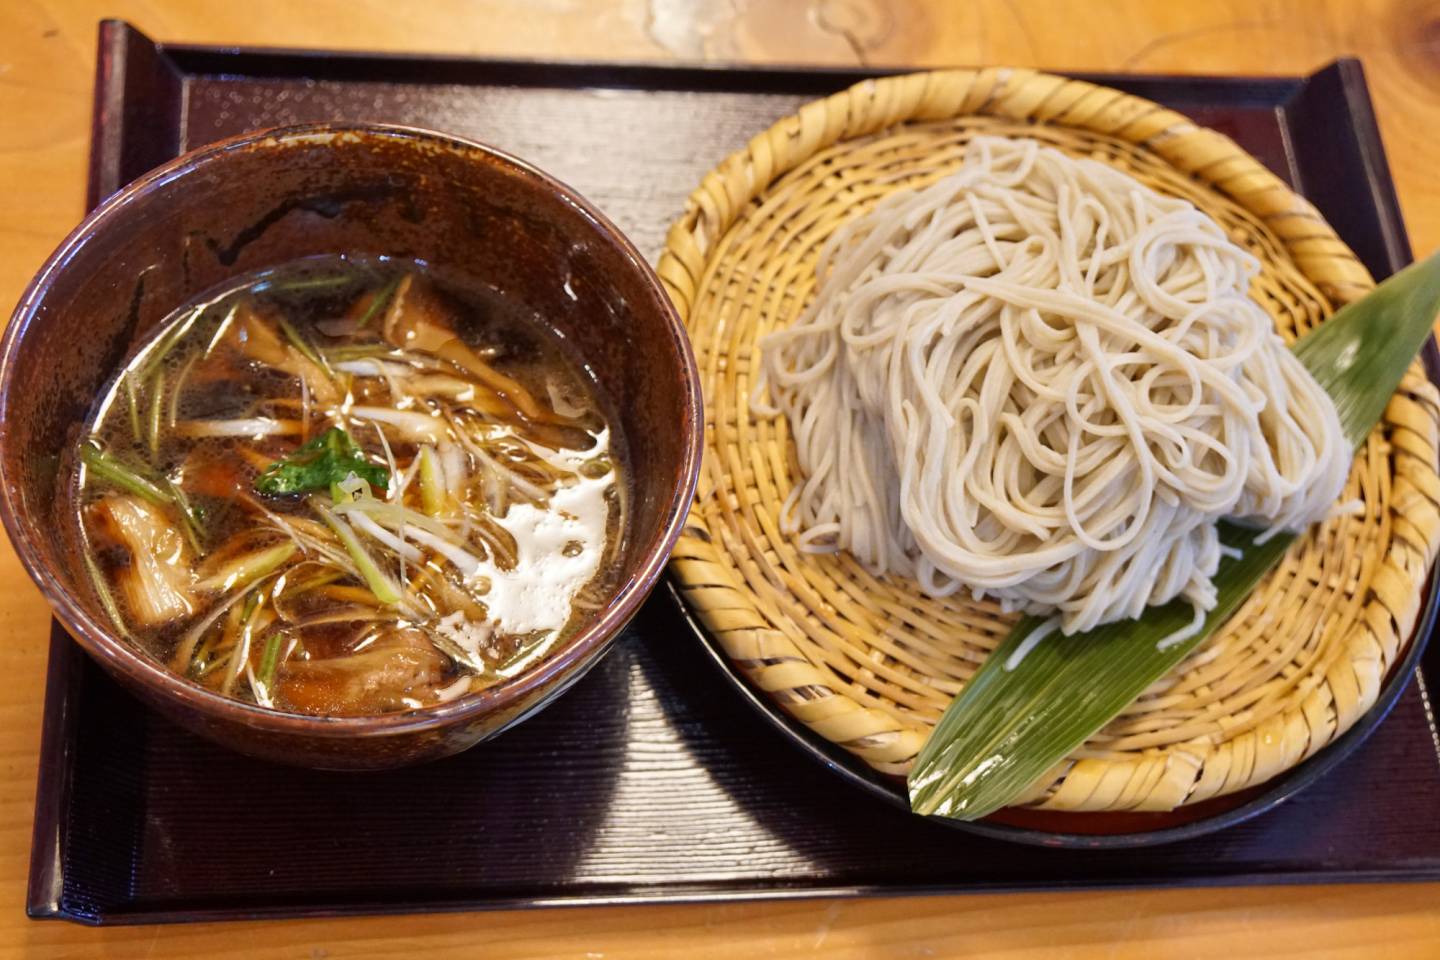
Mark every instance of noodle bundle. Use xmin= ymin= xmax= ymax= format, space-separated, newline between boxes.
xmin=758 ymin=136 xmax=1350 ymax=635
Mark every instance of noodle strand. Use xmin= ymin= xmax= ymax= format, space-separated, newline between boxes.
xmin=757 ymin=137 xmax=1350 ymax=634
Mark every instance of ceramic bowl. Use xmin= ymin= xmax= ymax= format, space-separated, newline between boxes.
xmin=0 ymin=123 xmax=702 ymax=769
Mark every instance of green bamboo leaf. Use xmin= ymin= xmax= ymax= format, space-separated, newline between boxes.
xmin=908 ymin=249 xmax=1440 ymax=821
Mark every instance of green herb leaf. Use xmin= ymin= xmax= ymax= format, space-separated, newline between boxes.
xmin=254 ymin=427 xmax=388 ymax=496
xmin=908 ymin=249 xmax=1440 ymax=821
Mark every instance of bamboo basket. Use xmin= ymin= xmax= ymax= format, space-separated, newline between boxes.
xmin=658 ymin=68 xmax=1440 ymax=813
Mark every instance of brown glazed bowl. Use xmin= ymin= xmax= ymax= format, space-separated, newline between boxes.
xmin=0 ymin=124 xmax=701 ymax=770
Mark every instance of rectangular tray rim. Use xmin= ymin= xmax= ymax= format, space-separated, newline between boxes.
xmin=27 ymin=21 xmax=1437 ymax=925
xmin=36 ymin=864 xmax=1440 ymax=927
xmin=138 ymin=21 xmax=1313 ymax=101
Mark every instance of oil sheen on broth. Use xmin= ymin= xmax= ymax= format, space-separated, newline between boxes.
xmin=75 ymin=256 xmax=626 ymax=716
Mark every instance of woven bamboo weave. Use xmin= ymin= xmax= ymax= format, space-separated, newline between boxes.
xmin=658 ymin=68 xmax=1440 ymax=811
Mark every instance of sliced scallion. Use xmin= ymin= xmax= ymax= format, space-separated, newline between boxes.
xmin=146 ymin=372 xmax=164 ymax=460
xmin=82 ymin=551 xmax=133 ymax=641
xmin=356 ymin=276 xmax=402 ymax=329
xmin=80 ymin=444 xmax=172 ymax=506
xmin=256 ymin=632 xmax=285 ymax=694
xmin=258 ymin=273 xmax=354 ymax=294
xmin=165 ymin=478 xmax=205 ymax=556
xmin=311 ymin=500 xmax=403 ymax=606
xmin=196 ymin=542 xmax=298 ymax=594
xmin=275 ymin=313 xmax=335 ymax=381
xmin=125 ymin=376 xmax=142 ymax=441
xmin=418 ymin=445 xmax=446 ymax=516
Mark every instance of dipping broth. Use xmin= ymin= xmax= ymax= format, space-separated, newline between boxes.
xmin=74 ymin=256 xmax=626 ymax=716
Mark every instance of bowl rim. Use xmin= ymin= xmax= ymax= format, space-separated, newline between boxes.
xmin=0 ymin=121 xmax=704 ymax=737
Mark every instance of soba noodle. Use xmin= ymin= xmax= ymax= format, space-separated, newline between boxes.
xmin=757 ymin=136 xmax=1350 ymax=635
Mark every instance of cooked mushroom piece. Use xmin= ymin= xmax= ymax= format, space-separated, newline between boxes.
xmin=276 ymin=628 xmax=449 ymax=715
xmin=89 ymin=494 xmax=196 ymax=626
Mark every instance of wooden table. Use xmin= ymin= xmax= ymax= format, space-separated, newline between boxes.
xmin=4 ymin=1 xmax=1440 ymax=956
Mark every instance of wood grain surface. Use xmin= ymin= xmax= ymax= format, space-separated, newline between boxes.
xmin=3 ymin=1 xmax=1440 ymax=957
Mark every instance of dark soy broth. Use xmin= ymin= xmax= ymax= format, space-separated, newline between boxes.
xmin=74 ymin=256 xmax=626 ymax=716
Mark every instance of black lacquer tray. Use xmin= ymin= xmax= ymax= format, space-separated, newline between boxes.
xmin=27 ymin=20 xmax=1440 ymax=925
